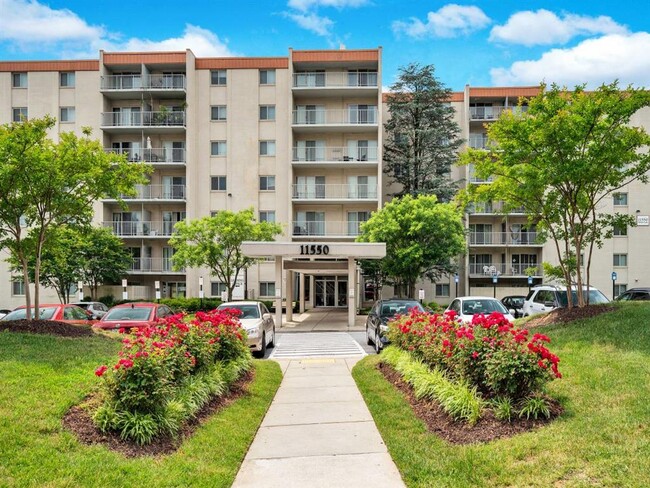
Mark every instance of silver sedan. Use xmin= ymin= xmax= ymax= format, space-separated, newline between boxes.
xmin=217 ymin=301 xmax=275 ymax=358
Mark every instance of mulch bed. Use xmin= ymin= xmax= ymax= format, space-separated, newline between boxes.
xmin=525 ymin=304 xmax=615 ymax=328
xmin=377 ymin=362 xmax=562 ymax=445
xmin=0 ymin=320 xmax=94 ymax=337
xmin=62 ymin=369 xmax=254 ymax=457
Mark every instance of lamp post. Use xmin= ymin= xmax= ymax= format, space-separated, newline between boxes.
xmin=199 ymin=276 xmax=204 ymax=310
xmin=611 ymin=271 xmax=617 ymax=300
xmin=527 ymin=275 xmax=533 ymax=293
xmin=492 ymin=274 xmax=498 ymax=298
xmin=454 ymin=274 xmax=459 ymax=297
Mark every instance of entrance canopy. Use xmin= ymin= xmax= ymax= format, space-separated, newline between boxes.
xmin=240 ymin=242 xmax=386 ymax=259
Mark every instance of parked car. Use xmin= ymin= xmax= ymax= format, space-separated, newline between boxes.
xmin=0 ymin=309 xmax=12 ymax=319
xmin=71 ymin=301 xmax=109 ymax=319
xmin=445 ymin=296 xmax=515 ymax=323
xmin=94 ymin=302 xmax=174 ymax=330
xmin=217 ymin=301 xmax=275 ymax=358
xmin=615 ymin=287 xmax=650 ymax=301
xmin=501 ymin=295 xmax=526 ymax=318
xmin=522 ymin=284 xmax=609 ymax=317
xmin=366 ymin=298 xmax=426 ymax=353
xmin=1 ymin=304 xmax=96 ymax=326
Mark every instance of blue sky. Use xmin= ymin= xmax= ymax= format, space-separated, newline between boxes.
xmin=1 ymin=0 xmax=649 ymax=90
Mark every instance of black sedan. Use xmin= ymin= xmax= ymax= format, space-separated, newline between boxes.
xmin=366 ymin=298 xmax=425 ymax=353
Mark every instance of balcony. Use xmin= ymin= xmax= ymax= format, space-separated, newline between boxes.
xmin=292 ymin=146 xmax=378 ymax=168
xmin=127 ymin=258 xmax=185 ymax=274
xmin=100 ymin=111 xmax=186 ymax=133
xmin=103 ymin=221 xmax=183 ymax=238
xmin=467 ymin=202 xmax=526 ymax=215
xmin=291 ymin=220 xmax=367 ymax=239
xmin=292 ymin=71 xmax=378 ymax=98
xmin=292 ymin=108 xmax=378 ymax=133
xmin=100 ymin=74 xmax=186 ymax=98
xmin=105 ymin=147 xmax=186 ymax=167
xmin=104 ymin=184 xmax=186 ymax=202
xmin=468 ymin=134 xmax=491 ymax=149
xmin=292 ymin=184 xmax=378 ymax=202
xmin=469 ymin=263 xmax=543 ymax=277
xmin=468 ymin=231 xmax=541 ymax=246
xmin=470 ymin=105 xmax=528 ymax=121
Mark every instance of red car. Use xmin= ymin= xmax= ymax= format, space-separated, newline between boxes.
xmin=1 ymin=304 xmax=96 ymax=326
xmin=94 ymin=302 xmax=174 ymax=330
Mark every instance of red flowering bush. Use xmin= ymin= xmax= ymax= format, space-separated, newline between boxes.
xmin=387 ymin=310 xmax=561 ymax=400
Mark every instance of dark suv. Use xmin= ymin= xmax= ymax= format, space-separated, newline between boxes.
xmin=616 ymin=288 xmax=650 ymax=301
xmin=365 ymin=298 xmax=425 ymax=353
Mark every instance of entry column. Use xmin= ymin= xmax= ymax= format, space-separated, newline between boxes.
xmin=275 ymin=256 xmax=282 ymax=328
xmin=348 ymin=257 xmax=356 ymax=327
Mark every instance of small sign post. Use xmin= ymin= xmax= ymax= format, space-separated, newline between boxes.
xmin=199 ymin=276 xmax=204 ymax=309
xmin=611 ymin=271 xmax=618 ymax=300
xmin=418 ymin=288 xmax=425 ymax=304
xmin=454 ymin=274 xmax=459 ymax=297
xmin=527 ymin=275 xmax=533 ymax=292
xmin=122 ymin=279 xmax=128 ymax=301
xmin=77 ymin=281 xmax=83 ymax=302
xmin=492 ymin=274 xmax=498 ymax=298
xmin=155 ymin=281 xmax=161 ymax=302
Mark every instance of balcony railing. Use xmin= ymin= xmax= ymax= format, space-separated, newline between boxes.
xmin=291 ymin=220 xmax=368 ymax=237
xmin=293 ymin=71 xmax=378 ymax=88
xmin=469 ymin=231 xmax=540 ymax=246
xmin=292 ymin=184 xmax=378 ymax=200
xmin=467 ymin=202 xmax=526 ymax=214
xmin=128 ymin=258 xmax=184 ymax=273
xmin=292 ymin=108 xmax=377 ymax=126
xmin=468 ymin=134 xmax=490 ymax=149
xmin=103 ymin=221 xmax=183 ymax=237
xmin=470 ymin=105 xmax=528 ymax=121
xmin=107 ymin=184 xmax=186 ymax=201
xmin=105 ymin=147 xmax=186 ymax=164
xmin=292 ymin=146 xmax=378 ymax=162
xmin=469 ymin=263 xmax=542 ymax=276
xmin=101 ymin=111 xmax=186 ymax=128
xmin=101 ymin=74 xmax=186 ymax=90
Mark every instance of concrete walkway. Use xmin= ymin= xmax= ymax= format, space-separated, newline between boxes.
xmin=280 ymin=308 xmax=367 ymax=332
xmin=232 ymin=356 xmax=405 ymax=488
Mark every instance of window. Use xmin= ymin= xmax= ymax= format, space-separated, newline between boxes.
xmin=614 ymin=284 xmax=627 ymax=297
xmin=259 ymin=175 xmax=276 ymax=191
xmin=211 ymin=105 xmax=227 ymax=121
xmin=12 ymin=72 xmax=27 ymax=88
xmin=211 ymin=70 xmax=226 ymax=85
xmin=260 ymin=105 xmax=276 ymax=121
xmin=259 ymin=211 xmax=276 ymax=223
xmin=211 ymin=176 xmax=227 ymax=191
xmin=210 ymin=141 xmax=227 ymax=156
xmin=260 ymin=69 xmax=276 ymax=85
xmin=613 ymin=254 xmax=628 ymax=267
xmin=12 ymin=279 xmax=25 ymax=296
xmin=613 ymin=193 xmax=628 ymax=206
xmin=211 ymin=282 xmax=227 ymax=296
xmin=259 ymin=282 xmax=275 ymax=297
xmin=435 ymin=284 xmax=450 ymax=297
xmin=60 ymin=72 xmax=75 ymax=87
xmin=60 ymin=107 xmax=75 ymax=123
xmin=259 ymin=140 xmax=276 ymax=156
xmin=12 ymin=107 xmax=28 ymax=122
xmin=613 ymin=225 xmax=628 ymax=236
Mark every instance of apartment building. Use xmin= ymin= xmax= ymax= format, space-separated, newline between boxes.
xmin=1 ymin=49 xmax=648 ymax=311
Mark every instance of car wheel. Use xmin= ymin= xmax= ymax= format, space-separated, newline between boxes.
xmin=374 ymin=330 xmax=382 ymax=354
xmin=366 ymin=325 xmax=373 ymax=345
xmin=268 ymin=326 xmax=275 ymax=348
xmin=253 ymin=332 xmax=266 ymax=359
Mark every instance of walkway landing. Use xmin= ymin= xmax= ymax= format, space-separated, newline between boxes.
xmin=280 ymin=308 xmax=367 ymax=332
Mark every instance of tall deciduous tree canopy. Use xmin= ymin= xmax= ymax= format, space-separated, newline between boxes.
xmin=357 ymin=194 xmax=466 ymax=298
xmin=0 ymin=116 xmax=150 ymax=318
xmin=169 ymin=209 xmax=283 ymax=301
xmin=384 ymin=63 xmax=463 ymax=201
xmin=460 ymin=82 xmax=650 ymax=307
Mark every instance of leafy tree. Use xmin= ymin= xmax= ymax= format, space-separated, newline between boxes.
xmin=169 ymin=209 xmax=282 ymax=301
xmin=0 ymin=117 xmax=150 ymax=318
xmin=357 ymin=194 xmax=466 ymax=298
xmin=384 ymin=63 xmax=463 ymax=201
xmin=460 ymin=82 xmax=650 ymax=307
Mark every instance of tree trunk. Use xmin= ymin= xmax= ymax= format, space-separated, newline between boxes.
xmin=21 ymin=259 xmax=32 ymax=320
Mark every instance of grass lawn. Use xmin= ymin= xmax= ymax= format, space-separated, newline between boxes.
xmin=0 ymin=331 xmax=282 ymax=488
xmin=353 ymin=302 xmax=650 ymax=487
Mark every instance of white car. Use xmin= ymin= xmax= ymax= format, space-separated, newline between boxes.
xmin=71 ymin=301 xmax=109 ymax=319
xmin=217 ymin=301 xmax=275 ymax=358
xmin=445 ymin=296 xmax=515 ymax=323
xmin=522 ymin=285 xmax=609 ymax=317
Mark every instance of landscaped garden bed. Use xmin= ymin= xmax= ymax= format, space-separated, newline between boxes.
xmin=0 ymin=319 xmax=93 ymax=337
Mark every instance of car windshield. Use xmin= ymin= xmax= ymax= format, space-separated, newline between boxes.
xmin=219 ymin=305 xmax=260 ymax=319
xmin=3 ymin=307 xmax=57 ymax=320
xmin=462 ymin=299 xmax=508 ymax=315
xmin=104 ymin=307 xmax=153 ymax=321
xmin=509 ymin=297 xmax=524 ymax=307
xmin=557 ymin=289 xmax=609 ymax=307
xmin=379 ymin=301 xmax=424 ymax=317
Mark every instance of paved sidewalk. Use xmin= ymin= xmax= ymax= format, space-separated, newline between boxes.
xmin=232 ymin=357 xmax=405 ymax=488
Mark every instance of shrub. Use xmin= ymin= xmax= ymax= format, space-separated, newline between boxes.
xmin=160 ymin=297 xmax=222 ymax=313
xmin=518 ymin=394 xmax=552 ymax=420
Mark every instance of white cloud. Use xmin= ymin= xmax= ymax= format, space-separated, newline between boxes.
xmin=115 ymin=25 xmax=234 ymax=57
xmin=285 ymin=12 xmax=334 ymax=37
xmin=288 ymin=0 xmax=368 ymax=12
xmin=392 ymin=4 xmax=490 ymax=39
xmin=490 ymin=9 xmax=628 ymax=46
xmin=0 ymin=0 xmax=104 ymax=42
xmin=490 ymin=33 xmax=650 ymax=88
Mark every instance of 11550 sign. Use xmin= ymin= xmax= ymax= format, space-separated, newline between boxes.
xmin=299 ymin=244 xmax=330 ymax=255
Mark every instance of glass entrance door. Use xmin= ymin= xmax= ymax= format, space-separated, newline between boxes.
xmin=315 ymin=277 xmax=347 ymax=307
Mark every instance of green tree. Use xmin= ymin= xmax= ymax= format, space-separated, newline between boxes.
xmin=460 ymin=82 xmax=650 ymax=307
xmin=357 ymin=194 xmax=466 ymax=298
xmin=0 ymin=117 xmax=150 ymax=318
xmin=384 ymin=63 xmax=463 ymax=201
xmin=169 ymin=209 xmax=282 ymax=301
